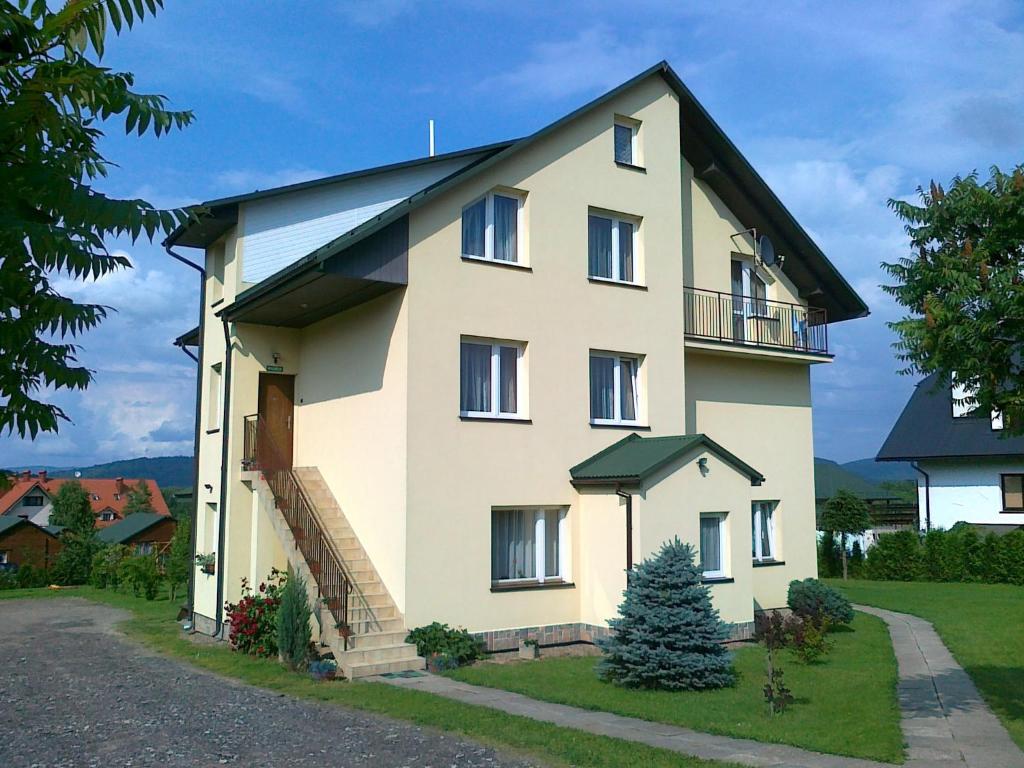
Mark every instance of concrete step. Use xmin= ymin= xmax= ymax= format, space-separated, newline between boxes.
xmin=340 ymin=642 xmax=420 ymax=665
xmin=347 ymin=629 xmax=411 ymax=649
xmin=345 ymin=656 xmax=426 ymax=680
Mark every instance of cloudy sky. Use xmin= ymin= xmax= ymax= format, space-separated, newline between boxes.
xmin=5 ymin=0 xmax=1023 ymax=469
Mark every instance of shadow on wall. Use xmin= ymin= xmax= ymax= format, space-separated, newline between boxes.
xmin=295 ymin=289 xmax=404 ymax=407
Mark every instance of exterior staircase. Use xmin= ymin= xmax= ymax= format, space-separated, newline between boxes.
xmin=240 ymin=415 xmax=422 ymax=679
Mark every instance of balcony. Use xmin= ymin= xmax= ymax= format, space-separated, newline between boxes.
xmin=683 ymin=287 xmax=829 ymax=356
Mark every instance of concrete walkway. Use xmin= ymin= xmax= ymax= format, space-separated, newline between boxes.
xmin=378 ymin=607 xmax=1024 ymax=768
xmin=857 ymin=604 xmax=1024 ymax=768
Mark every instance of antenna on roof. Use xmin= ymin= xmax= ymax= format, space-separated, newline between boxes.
xmin=428 ymin=119 xmax=435 ymax=157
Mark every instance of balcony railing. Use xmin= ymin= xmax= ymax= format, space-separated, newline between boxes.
xmin=683 ymin=287 xmax=829 ymax=355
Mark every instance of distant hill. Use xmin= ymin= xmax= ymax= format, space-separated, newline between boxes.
xmin=9 ymin=456 xmax=195 ymax=488
xmin=841 ymin=458 xmax=916 ymax=484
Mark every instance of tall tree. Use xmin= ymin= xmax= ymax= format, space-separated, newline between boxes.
xmin=49 ymin=478 xmax=94 ymax=530
xmin=883 ymin=167 xmax=1024 ymax=430
xmin=820 ymin=489 xmax=872 ymax=580
xmin=123 ymin=478 xmax=153 ymax=515
xmin=0 ymin=0 xmax=195 ymax=438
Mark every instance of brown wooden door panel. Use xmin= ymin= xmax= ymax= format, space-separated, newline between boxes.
xmin=257 ymin=373 xmax=295 ymax=470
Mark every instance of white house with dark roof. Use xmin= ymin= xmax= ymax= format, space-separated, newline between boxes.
xmin=877 ymin=373 xmax=1024 ymax=532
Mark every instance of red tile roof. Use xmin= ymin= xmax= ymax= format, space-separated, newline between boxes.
xmin=0 ymin=472 xmax=170 ymax=529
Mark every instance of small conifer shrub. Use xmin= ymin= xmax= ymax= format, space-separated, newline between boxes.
xmin=277 ymin=574 xmax=313 ymax=671
xmin=598 ymin=538 xmax=735 ymax=690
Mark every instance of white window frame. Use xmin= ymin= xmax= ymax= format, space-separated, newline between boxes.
xmin=613 ymin=117 xmax=640 ymax=165
xmin=460 ymin=337 xmax=527 ymax=420
xmin=752 ymin=501 xmax=777 ymax=562
xmin=588 ymin=211 xmax=641 ymax=285
xmin=100 ymin=511 xmax=115 ymax=522
xmin=700 ymin=512 xmax=727 ymax=579
xmin=491 ymin=506 xmax=570 ymax=585
xmin=589 ymin=351 xmax=642 ymax=426
xmin=461 ymin=190 xmax=526 ymax=265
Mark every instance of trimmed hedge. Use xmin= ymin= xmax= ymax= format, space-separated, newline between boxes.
xmin=787 ymin=578 xmax=854 ymax=626
xmin=864 ymin=527 xmax=1024 ymax=585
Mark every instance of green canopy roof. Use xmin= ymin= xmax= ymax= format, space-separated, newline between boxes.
xmin=570 ymin=433 xmax=764 ymax=486
xmin=97 ymin=513 xmax=168 ymax=545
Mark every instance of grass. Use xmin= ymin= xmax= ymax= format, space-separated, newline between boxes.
xmin=449 ymin=612 xmax=904 ymax=764
xmin=1 ymin=586 xmax=737 ymax=768
xmin=830 ymin=578 xmax=1024 ymax=751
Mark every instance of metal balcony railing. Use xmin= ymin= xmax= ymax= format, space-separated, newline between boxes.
xmin=683 ymin=287 xmax=829 ymax=355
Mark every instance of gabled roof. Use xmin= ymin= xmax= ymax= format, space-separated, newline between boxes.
xmin=0 ymin=475 xmax=171 ymax=527
xmin=97 ymin=512 xmax=173 ymax=545
xmin=814 ymin=459 xmax=900 ymax=501
xmin=172 ymin=61 xmax=866 ymax=327
xmin=0 ymin=515 xmax=60 ymax=539
xmin=570 ymin=433 xmax=764 ymax=486
xmin=877 ymin=373 xmax=1024 ymax=461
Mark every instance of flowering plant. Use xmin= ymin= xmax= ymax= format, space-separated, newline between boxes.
xmin=224 ymin=569 xmax=287 ymax=657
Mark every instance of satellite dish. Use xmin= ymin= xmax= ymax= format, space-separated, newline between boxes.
xmin=758 ymin=234 xmax=776 ymax=267
xmin=74 ymin=471 xmax=81 ymax=478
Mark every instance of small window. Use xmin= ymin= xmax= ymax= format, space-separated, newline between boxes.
xmin=462 ymin=191 xmax=525 ymax=265
xmin=588 ymin=213 xmax=639 ymax=284
xmin=700 ymin=513 xmax=727 ymax=578
xmin=113 ymin=493 xmax=121 ymax=501
xmin=23 ymin=495 xmax=44 ymax=507
xmin=208 ymin=363 xmax=223 ymax=431
xmin=135 ymin=542 xmax=154 ymax=556
xmin=1001 ymin=474 xmax=1024 ymax=511
xmin=613 ymin=117 xmax=639 ymax=165
xmin=589 ymin=352 xmax=641 ymax=425
xmin=0 ymin=551 xmax=8 ymax=564
xmin=491 ymin=507 xmax=567 ymax=584
xmin=91 ymin=494 xmax=100 ymax=501
xmin=752 ymin=501 xmax=776 ymax=562
xmin=460 ymin=338 xmax=525 ymax=419
xmin=100 ymin=511 xmax=115 ymax=522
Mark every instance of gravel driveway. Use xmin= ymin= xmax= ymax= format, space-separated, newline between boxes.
xmin=0 ymin=598 xmax=539 ymax=768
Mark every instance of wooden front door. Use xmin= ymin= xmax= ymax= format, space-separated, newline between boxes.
xmin=257 ymin=373 xmax=295 ymax=470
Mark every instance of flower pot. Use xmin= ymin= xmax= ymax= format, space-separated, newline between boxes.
xmin=201 ymin=563 xmax=215 ymax=575
xmin=518 ymin=641 xmax=539 ymax=660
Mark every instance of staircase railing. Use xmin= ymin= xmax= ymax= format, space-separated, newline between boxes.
xmin=241 ymin=414 xmax=382 ymax=644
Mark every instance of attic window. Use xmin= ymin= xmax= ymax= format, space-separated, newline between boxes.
xmin=100 ymin=511 xmax=116 ymax=522
xmin=91 ymin=494 xmax=101 ymax=501
xmin=114 ymin=493 xmax=121 ymax=500
xmin=24 ymin=495 xmax=44 ymax=507
xmin=613 ymin=117 xmax=640 ymax=166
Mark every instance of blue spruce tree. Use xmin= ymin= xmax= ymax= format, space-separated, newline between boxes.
xmin=598 ymin=538 xmax=735 ymax=690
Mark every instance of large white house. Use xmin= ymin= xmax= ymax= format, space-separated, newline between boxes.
xmin=877 ymin=373 xmax=1024 ymax=532
xmin=169 ymin=61 xmax=867 ymax=678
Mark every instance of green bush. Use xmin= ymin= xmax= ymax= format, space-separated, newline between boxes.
xmin=15 ymin=563 xmax=49 ymax=588
xmin=118 ymin=554 xmax=161 ymax=599
xmin=0 ymin=569 xmax=17 ymax=590
xmin=406 ymin=622 xmax=484 ymax=666
xmin=787 ymin=578 xmax=854 ymax=626
xmin=277 ymin=574 xmax=312 ymax=671
xmin=89 ymin=544 xmax=129 ymax=589
xmin=864 ymin=530 xmax=923 ymax=581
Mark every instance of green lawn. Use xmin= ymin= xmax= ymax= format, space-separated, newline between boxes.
xmin=0 ymin=587 xmax=736 ymax=768
xmin=450 ymin=612 xmax=903 ymax=763
xmin=830 ymin=579 xmax=1024 ymax=751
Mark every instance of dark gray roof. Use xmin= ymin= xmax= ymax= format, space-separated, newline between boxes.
xmin=97 ymin=512 xmax=171 ymax=544
xmin=171 ymin=61 xmax=867 ymax=327
xmin=174 ymin=326 xmax=199 ymax=348
xmin=877 ymin=373 xmax=1024 ymax=461
xmin=0 ymin=515 xmax=60 ymax=538
xmin=814 ymin=459 xmax=899 ymax=501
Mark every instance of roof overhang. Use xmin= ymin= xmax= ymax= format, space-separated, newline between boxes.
xmin=174 ymin=326 xmax=200 ymax=348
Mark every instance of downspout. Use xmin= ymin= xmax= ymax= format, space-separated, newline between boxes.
xmin=164 ymin=242 xmax=205 ymax=621
xmin=912 ymin=462 xmax=931 ymax=532
xmin=214 ymin=316 xmax=233 ymax=636
xmin=615 ymin=486 xmax=633 ymax=571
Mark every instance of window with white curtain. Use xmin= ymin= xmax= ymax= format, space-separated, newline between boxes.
xmin=589 ymin=352 xmax=641 ymax=425
xmin=613 ymin=118 xmax=639 ymax=165
xmin=460 ymin=338 xmax=525 ymax=419
xmin=491 ymin=507 xmax=569 ymax=583
xmin=700 ymin=513 xmax=727 ymax=578
xmin=462 ymin=191 xmax=525 ymax=264
xmin=752 ymin=501 xmax=776 ymax=562
xmin=588 ymin=212 xmax=639 ymax=284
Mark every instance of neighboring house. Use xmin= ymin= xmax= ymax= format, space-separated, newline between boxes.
xmin=0 ymin=516 xmax=63 ymax=570
xmin=877 ymin=372 xmax=1024 ymax=531
xmin=169 ymin=61 xmax=866 ymax=675
xmin=97 ymin=513 xmax=178 ymax=556
xmin=0 ymin=472 xmax=171 ymax=528
xmin=813 ymin=458 xmax=918 ymax=547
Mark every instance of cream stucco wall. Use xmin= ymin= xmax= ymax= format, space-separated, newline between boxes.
xmin=684 ymin=351 xmax=818 ymax=610
xmin=403 ymin=76 xmax=686 ymax=633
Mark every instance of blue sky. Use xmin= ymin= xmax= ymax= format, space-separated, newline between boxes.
xmin=5 ymin=0 xmax=1024 ymax=469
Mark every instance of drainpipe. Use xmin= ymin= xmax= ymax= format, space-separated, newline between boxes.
xmin=912 ymin=462 xmax=931 ymax=532
xmin=214 ymin=316 xmax=233 ymax=636
xmin=615 ymin=486 xmax=633 ymax=571
xmin=164 ymin=242 xmax=205 ymax=621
